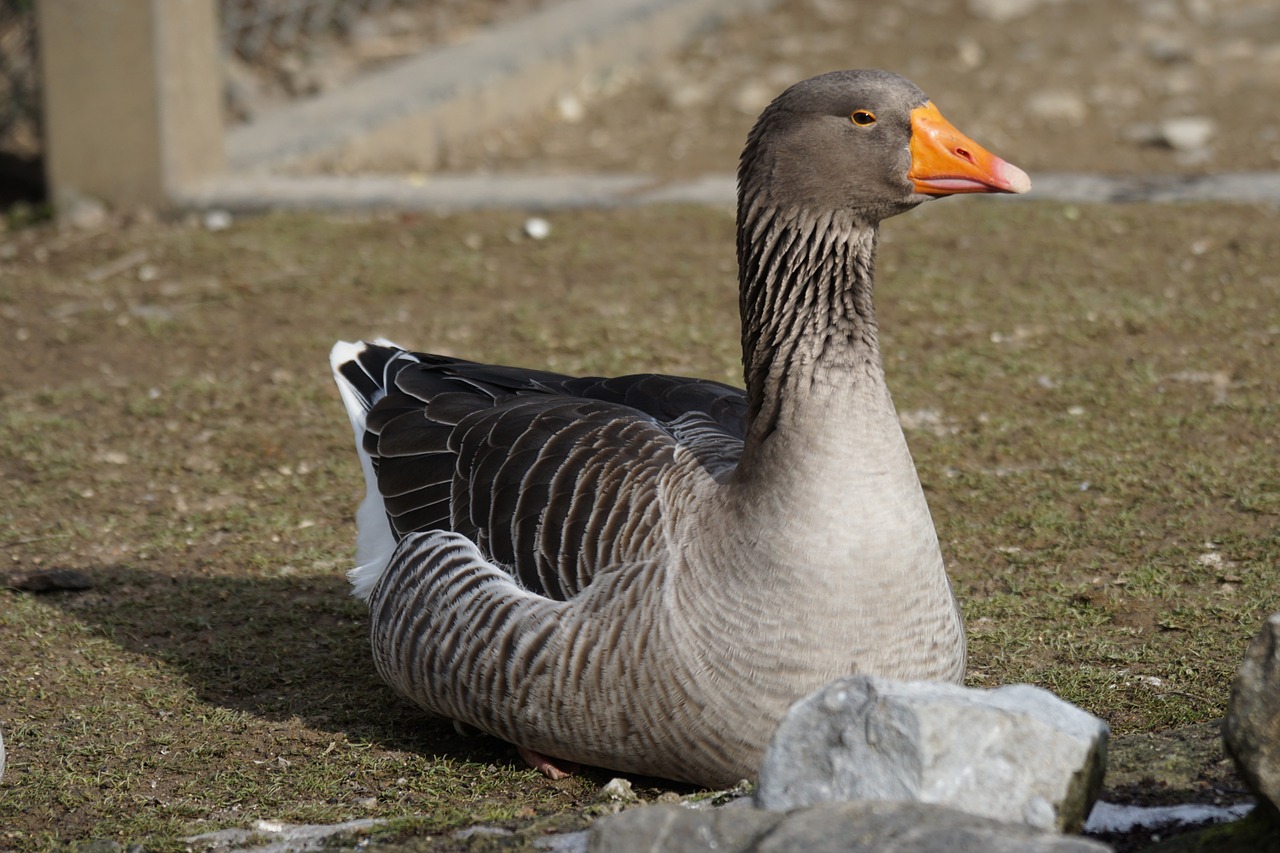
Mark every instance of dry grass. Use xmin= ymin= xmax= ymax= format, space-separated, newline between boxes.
xmin=0 ymin=200 xmax=1277 ymax=849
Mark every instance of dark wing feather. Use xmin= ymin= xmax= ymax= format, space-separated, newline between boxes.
xmin=351 ymin=343 xmax=747 ymax=600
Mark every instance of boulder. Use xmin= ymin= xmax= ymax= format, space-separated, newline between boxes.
xmin=1224 ymin=612 xmax=1280 ymax=820
xmin=588 ymin=802 xmax=1111 ymax=853
xmin=755 ymin=676 xmax=1109 ymax=832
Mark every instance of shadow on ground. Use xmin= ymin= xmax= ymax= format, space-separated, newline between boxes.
xmin=36 ymin=564 xmax=526 ymax=769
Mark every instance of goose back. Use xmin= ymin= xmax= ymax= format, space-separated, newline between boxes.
xmin=335 ymin=344 xmax=747 ymax=600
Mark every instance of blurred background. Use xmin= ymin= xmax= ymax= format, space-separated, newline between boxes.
xmin=3 ymin=0 xmax=1280 ymax=219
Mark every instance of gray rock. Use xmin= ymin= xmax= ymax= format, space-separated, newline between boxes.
xmin=588 ymin=802 xmax=1111 ymax=853
xmin=1026 ymin=91 xmax=1089 ymax=125
xmin=1224 ymin=612 xmax=1280 ymax=820
xmin=56 ymin=190 xmax=108 ymax=231
xmin=756 ymin=676 xmax=1108 ymax=833
xmin=1158 ymin=116 xmax=1216 ymax=152
xmin=589 ymin=804 xmax=781 ymax=853
xmin=967 ymin=0 xmax=1045 ymax=23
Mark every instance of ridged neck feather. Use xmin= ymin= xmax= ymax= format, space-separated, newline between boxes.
xmin=736 ymin=199 xmax=882 ymax=443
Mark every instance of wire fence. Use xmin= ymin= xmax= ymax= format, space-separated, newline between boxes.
xmin=0 ymin=0 xmax=40 ymax=164
xmin=0 ymin=0 xmax=473 ymax=168
xmin=221 ymin=0 xmax=413 ymax=59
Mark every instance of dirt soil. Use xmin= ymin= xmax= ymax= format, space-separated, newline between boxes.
xmin=3 ymin=1 xmax=1280 ymax=851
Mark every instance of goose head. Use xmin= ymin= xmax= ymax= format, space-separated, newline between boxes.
xmin=737 ymin=69 xmax=1030 ymax=224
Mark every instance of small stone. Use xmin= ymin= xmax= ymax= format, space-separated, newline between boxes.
xmin=599 ymin=777 xmax=639 ymax=804
xmin=1159 ymin=117 xmax=1216 ymax=152
xmin=1026 ymin=91 xmax=1088 ymax=125
xmin=556 ymin=93 xmax=585 ymax=123
xmin=58 ymin=191 xmax=108 ymax=231
xmin=733 ymin=81 xmax=774 ymax=116
xmin=967 ymin=0 xmax=1043 ymax=23
xmin=523 ymin=217 xmax=551 ymax=240
xmin=756 ymin=676 xmax=1109 ymax=833
xmin=588 ymin=802 xmax=1109 ymax=853
xmin=1145 ymin=37 xmax=1192 ymax=64
xmin=453 ymin=825 xmax=514 ymax=840
xmin=10 ymin=568 xmax=94 ymax=593
xmin=956 ymin=37 xmax=985 ymax=70
xmin=588 ymin=804 xmax=783 ymax=853
xmin=203 ymin=210 xmax=233 ymax=232
xmin=74 ymin=841 xmax=123 ymax=853
xmin=1224 ymin=613 xmax=1280 ymax=820
xmin=662 ymin=79 xmax=712 ymax=110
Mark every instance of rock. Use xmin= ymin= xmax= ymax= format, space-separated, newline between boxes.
xmin=1158 ymin=116 xmax=1216 ymax=152
xmin=733 ymin=81 xmax=774 ymax=116
xmin=598 ymin=777 xmax=639 ymax=805
xmin=56 ymin=190 xmax=108 ymax=231
xmin=523 ymin=217 xmax=551 ymax=240
xmin=1026 ymin=91 xmax=1089 ymax=125
xmin=756 ymin=676 xmax=1108 ymax=833
xmin=1224 ymin=613 xmax=1280 ymax=820
xmin=203 ymin=210 xmax=233 ymax=232
xmin=1145 ymin=36 xmax=1192 ymax=64
xmin=967 ymin=0 xmax=1045 ymax=23
xmin=556 ymin=92 xmax=585 ymax=123
xmin=588 ymin=802 xmax=1111 ymax=852
xmin=588 ymin=805 xmax=783 ymax=853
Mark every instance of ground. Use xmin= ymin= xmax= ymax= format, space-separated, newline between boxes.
xmin=2 ymin=0 xmax=1280 ymax=851
xmin=307 ymin=0 xmax=1280 ymax=178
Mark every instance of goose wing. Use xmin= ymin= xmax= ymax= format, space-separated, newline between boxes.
xmin=335 ymin=342 xmax=746 ymax=600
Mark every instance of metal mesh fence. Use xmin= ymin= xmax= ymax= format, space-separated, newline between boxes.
xmin=0 ymin=0 xmax=424 ymax=163
xmin=221 ymin=0 xmax=411 ymax=60
xmin=0 ymin=0 xmax=40 ymax=163
xmin=0 ymin=0 xmax=535 ymax=174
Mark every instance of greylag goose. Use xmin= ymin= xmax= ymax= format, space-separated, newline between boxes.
xmin=331 ymin=69 xmax=1030 ymax=787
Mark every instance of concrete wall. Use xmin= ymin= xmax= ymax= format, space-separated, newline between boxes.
xmin=37 ymin=0 xmax=225 ymax=209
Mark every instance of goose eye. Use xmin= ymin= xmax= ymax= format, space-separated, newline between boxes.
xmin=850 ymin=110 xmax=877 ymax=127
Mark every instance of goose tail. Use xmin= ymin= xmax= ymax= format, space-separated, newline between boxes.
xmin=329 ymin=339 xmax=411 ymax=601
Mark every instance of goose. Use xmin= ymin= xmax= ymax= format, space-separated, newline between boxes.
xmin=330 ymin=69 xmax=1030 ymax=787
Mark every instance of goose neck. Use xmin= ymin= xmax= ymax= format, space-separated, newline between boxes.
xmin=736 ymin=204 xmax=883 ymax=445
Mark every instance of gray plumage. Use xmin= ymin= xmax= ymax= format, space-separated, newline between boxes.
xmin=331 ymin=69 xmax=1030 ymax=787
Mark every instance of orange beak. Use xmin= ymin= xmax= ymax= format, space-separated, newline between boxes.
xmin=908 ymin=101 xmax=1031 ymax=196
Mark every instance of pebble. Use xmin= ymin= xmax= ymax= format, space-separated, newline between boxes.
xmin=967 ymin=0 xmax=1044 ymax=23
xmin=1124 ymin=116 xmax=1216 ymax=152
xmin=1025 ymin=91 xmax=1088 ymax=124
xmin=556 ymin=92 xmax=585 ymax=123
xmin=955 ymin=37 xmax=985 ymax=70
xmin=733 ymin=81 xmax=774 ymax=116
xmin=59 ymin=193 xmax=108 ymax=231
xmin=203 ymin=209 xmax=234 ymax=231
xmin=523 ymin=217 xmax=551 ymax=240
xmin=599 ymin=777 xmax=639 ymax=804
xmin=1144 ymin=37 xmax=1192 ymax=64
xmin=1159 ymin=116 xmax=1216 ymax=151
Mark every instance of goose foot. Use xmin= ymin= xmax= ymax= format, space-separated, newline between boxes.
xmin=518 ymin=745 xmax=579 ymax=780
